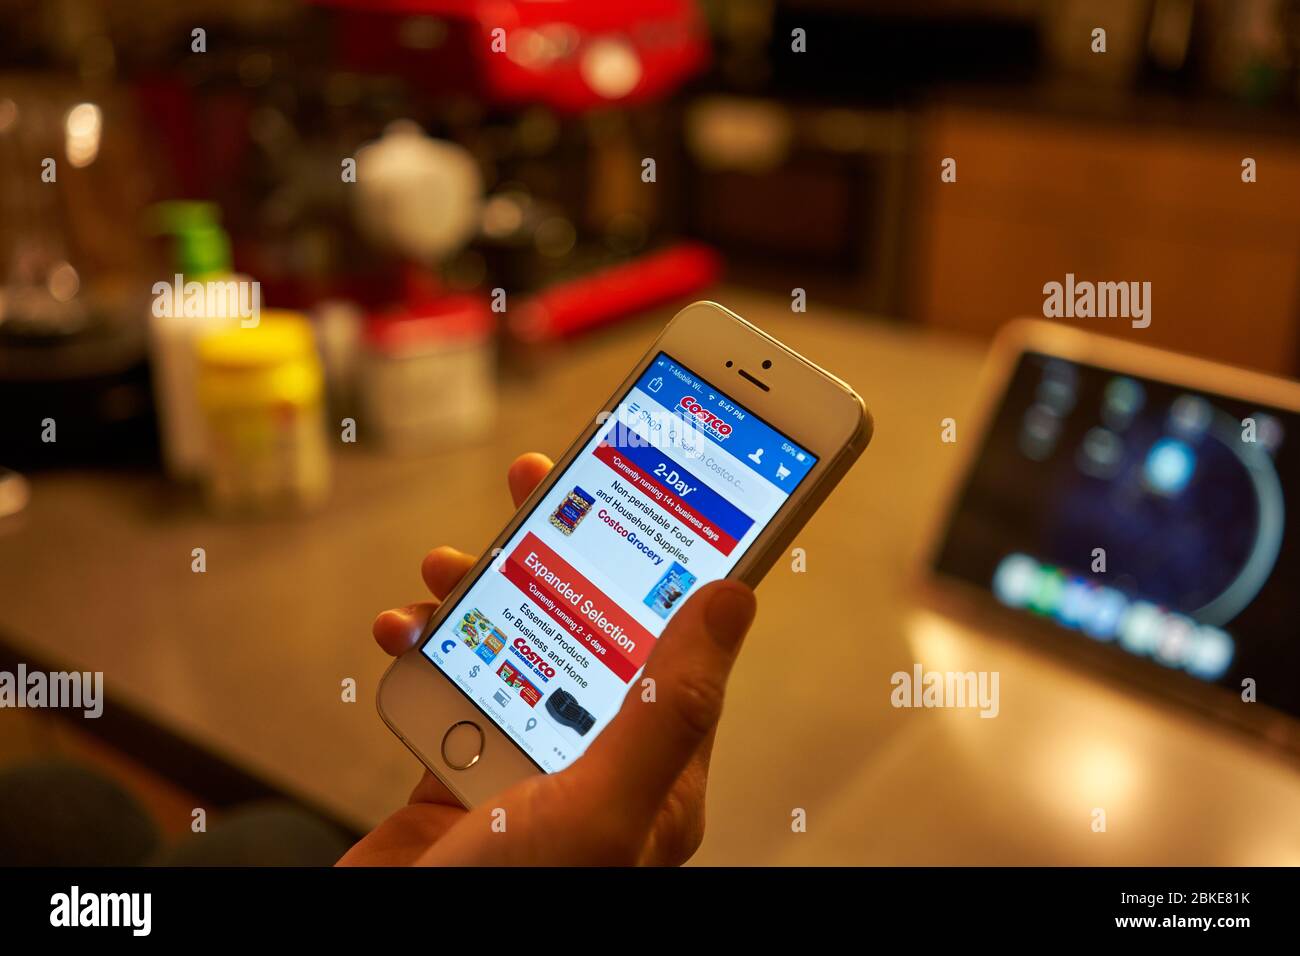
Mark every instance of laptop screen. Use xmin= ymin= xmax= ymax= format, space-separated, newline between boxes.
xmin=932 ymin=350 xmax=1300 ymax=721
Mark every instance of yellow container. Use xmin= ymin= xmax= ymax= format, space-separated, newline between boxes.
xmin=196 ymin=312 xmax=329 ymax=514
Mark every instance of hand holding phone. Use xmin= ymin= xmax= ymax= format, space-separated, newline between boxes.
xmin=339 ymin=452 xmax=757 ymax=866
xmin=353 ymin=302 xmax=870 ymax=864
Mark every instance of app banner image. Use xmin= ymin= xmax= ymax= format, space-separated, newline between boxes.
xmin=546 ymin=689 xmax=596 ymax=735
xmin=457 ymin=609 xmax=507 ymax=664
xmin=549 ymin=486 xmax=595 ymax=535
xmin=644 ymin=562 xmax=698 ymax=619
xmin=496 ymin=660 xmax=542 ymax=707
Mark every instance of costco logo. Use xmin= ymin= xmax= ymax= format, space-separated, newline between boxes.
xmin=511 ymin=637 xmax=557 ymax=681
xmin=678 ymin=397 xmax=733 ymax=440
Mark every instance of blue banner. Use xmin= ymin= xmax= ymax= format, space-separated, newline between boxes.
xmin=600 ymin=422 xmax=756 ymax=545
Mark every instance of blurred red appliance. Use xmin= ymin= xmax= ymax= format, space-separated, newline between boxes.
xmin=514 ymin=242 xmax=721 ymax=342
xmin=314 ymin=0 xmax=710 ymax=113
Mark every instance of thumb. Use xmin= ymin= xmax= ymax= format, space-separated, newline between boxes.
xmin=569 ymin=580 xmax=756 ymax=832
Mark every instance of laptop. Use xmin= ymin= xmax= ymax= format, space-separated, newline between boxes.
xmin=919 ymin=319 xmax=1300 ymax=752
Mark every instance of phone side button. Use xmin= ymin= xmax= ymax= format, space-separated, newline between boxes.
xmin=441 ymin=720 xmax=485 ymax=770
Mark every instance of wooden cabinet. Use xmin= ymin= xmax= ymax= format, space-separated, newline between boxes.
xmin=908 ymin=104 xmax=1300 ymax=375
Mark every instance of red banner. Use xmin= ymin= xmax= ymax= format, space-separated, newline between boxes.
xmin=500 ymin=532 xmax=652 ymax=683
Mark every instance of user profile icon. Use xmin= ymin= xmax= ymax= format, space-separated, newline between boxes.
xmin=748 ymin=448 xmax=764 ymax=464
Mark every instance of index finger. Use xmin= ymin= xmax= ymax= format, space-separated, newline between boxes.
xmin=508 ymin=453 xmax=553 ymax=509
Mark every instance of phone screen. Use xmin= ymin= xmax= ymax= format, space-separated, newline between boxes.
xmin=420 ymin=351 xmax=818 ymax=771
xmin=933 ymin=351 xmax=1300 ymax=718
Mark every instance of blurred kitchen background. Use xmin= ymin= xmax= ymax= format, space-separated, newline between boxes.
xmin=3 ymin=0 xmax=1300 ymax=865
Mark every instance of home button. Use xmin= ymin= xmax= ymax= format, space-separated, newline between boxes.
xmin=441 ymin=720 xmax=484 ymax=770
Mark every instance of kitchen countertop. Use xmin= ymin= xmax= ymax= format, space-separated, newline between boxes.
xmin=3 ymin=286 xmax=1299 ymax=864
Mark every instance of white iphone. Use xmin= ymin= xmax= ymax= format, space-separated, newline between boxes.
xmin=377 ymin=300 xmax=872 ymax=807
